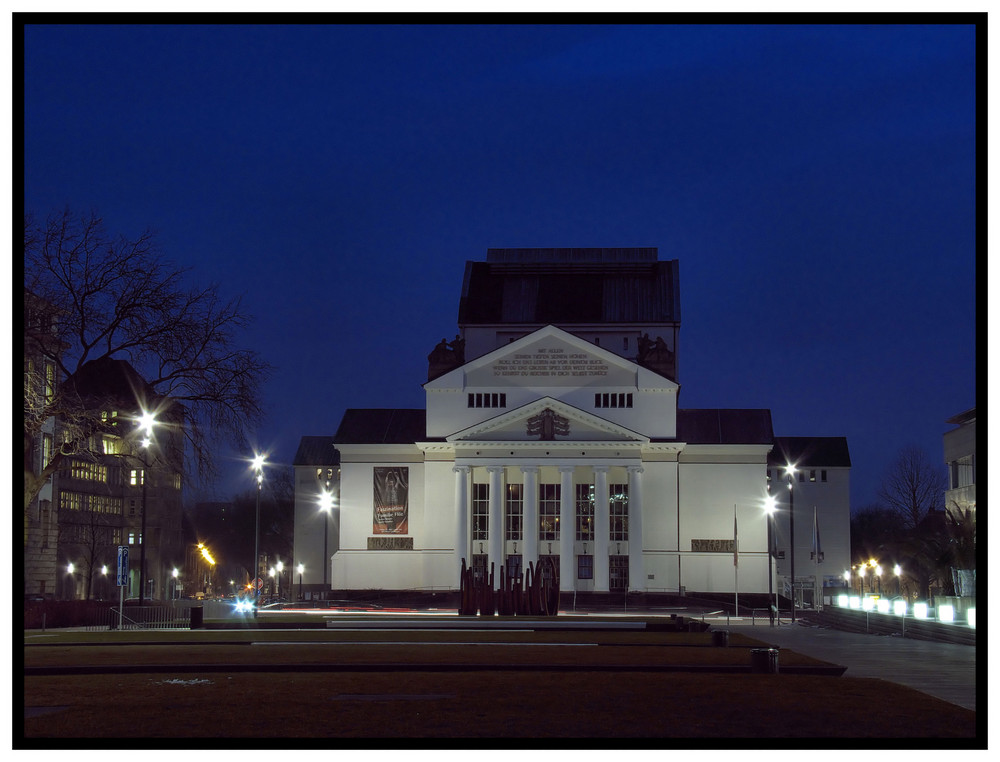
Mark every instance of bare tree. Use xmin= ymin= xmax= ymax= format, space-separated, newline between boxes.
xmin=24 ymin=209 xmax=272 ymax=512
xmin=876 ymin=445 xmax=947 ymax=531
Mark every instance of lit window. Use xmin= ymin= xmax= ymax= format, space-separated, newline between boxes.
xmin=505 ymin=484 xmax=523 ymax=541
xmin=539 ymin=484 xmax=560 ymax=541
xmin=472 ymin=483 xmax=489 ymax=541
xmin=610 ymin=484 xmax=629 ymax=541
xmin=576 ymin=483 xmax=594 ymax=541
xmin=609 ymin=556 xmax=629 ymax=592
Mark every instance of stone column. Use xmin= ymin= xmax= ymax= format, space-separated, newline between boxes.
xmin=453 ymin=465 xmax=470 ymax=587
xmin=594 ymin=466 xmax=610 ymax=592
xmin=628 ymin=465 xmax=644 ymax=592
xmin=521 ymin=466 xmax=539 ymax=572
xmin=487 ymin=466 xmax=504 ymax=581
xmin=559 ymin=466 xmax=575 ymax=592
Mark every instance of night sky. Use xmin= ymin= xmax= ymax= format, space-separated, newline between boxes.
xmin=22 ymin=21 xmax=978 ymax=512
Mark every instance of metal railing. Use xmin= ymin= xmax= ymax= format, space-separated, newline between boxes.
xmin=89 ymin=605 xmax=190 ymax=631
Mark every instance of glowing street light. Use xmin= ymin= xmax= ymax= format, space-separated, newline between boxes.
xmin=297 ymin=563 xmax=304 ymax=601
xmin=251 ymin=453 xmax=266 ymax=612
xmin=763 ymin=494 xmax=777 ymax=626
xmin=784 ymin=463 xmax=797 ymax=622
xmin=318 ymin=489 xmax=334 ymax=589
xmin=135 ymin=409 xmax=157 ymax=606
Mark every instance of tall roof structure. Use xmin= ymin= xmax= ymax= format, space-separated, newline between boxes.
xmin=458 ymin=247 xmax=680 ymax=326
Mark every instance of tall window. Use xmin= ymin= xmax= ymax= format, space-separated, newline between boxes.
xmin=41 ymin=434 xmax=52 ymax=479
xmin=44 ymin=361 xmax=56 ymax=403
xmin=609 ymin=483 xmax=629 ymax=541
xmin=539 ymin=484 xmax=560 ymax=541
xmin=506 ymin=554 xmax=522 ymax=580
xmin=472 ymin=483 xmax=489 ymax=540
xmin=577 ymin=554 xmax=593 ymax=580
xmin=576 ymin=483 xmax=594 ymax=540
xmin=505 ymin=483 xmax=523 ymax=540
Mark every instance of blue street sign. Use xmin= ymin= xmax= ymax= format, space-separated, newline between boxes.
xmin=116 ymin=545 xmax=129 ymax=587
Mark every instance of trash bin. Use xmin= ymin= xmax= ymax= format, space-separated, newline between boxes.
xmin=712 ymin=630 xmax=729 ymax=647
xmin=190 ymin=606 xmax=204 ymax=629
xmin=750 ymin=647 xmax=780 ymax=674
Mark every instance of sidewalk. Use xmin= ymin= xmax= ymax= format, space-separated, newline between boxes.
xmin=722 ymin=618 xmax=977 ymax=711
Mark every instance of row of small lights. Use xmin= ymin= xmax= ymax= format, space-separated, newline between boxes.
xmin=835 ymin=593 xmax=975 ymax=627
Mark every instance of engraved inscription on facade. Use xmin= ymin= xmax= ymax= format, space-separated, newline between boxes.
xmin=493 ymin=347 xmax=609 ymax=378
xmin=691 ymin=539 xmax=736 ymax=553
xmin=367 ymin=537 xmax=414 ymax=551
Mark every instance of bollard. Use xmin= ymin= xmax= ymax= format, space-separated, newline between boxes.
xmin=750 ymin=647 xmax=780 ymax=674
xmin=190 ymin=605 xmax=204 ymax=629
xmin=712 ymin=630 xmax=729 ymax=647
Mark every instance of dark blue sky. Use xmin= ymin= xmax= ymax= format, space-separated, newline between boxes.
xmin=23 ymin=22 xmax=978 ymax=510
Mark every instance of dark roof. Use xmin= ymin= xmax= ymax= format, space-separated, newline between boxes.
xmin=63 ymin=356 xmax=154 ymax=403
xmin=945 ymin=407 xmax=976 ymax=426
xmin=768 ymin=436 xmax=852 ymax=468
xmin=292 ymin=436 xmax=340 ymax=466
xmin=673 ymin=409 xmax=774 ymax=445
xmin=333 ymin=409 xmax=428 ymax=444
xmin=458 ymin=248 xmax=680 ymax=326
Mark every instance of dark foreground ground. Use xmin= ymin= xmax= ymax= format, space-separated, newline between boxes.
xmin=21 ymin=616 xmax=980 ymax=745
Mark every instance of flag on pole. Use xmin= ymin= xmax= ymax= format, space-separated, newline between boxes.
xmin=811 ymin=506 xmax=824 ymax=563
xmin=733 ymin=504 xmax=739 ymax=567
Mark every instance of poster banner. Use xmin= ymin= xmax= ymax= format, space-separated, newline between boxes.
xmin=373 ymin=466 xmax=408 ymax=534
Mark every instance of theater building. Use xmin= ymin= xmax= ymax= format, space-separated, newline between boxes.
xmin=293 ymin=248 xmax=850 ymax=601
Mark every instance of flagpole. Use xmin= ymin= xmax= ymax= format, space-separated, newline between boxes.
xmin=733 ymin=504 xmax=738 ymax=617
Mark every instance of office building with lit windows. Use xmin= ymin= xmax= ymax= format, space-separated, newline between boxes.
xmin=293 ymin=248 xmax=851 ymax=604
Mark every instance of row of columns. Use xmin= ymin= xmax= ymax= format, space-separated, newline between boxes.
xmin=453 ymin=464 xmax=644 ymax=593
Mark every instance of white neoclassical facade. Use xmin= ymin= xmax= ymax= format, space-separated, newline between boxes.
xmin=293 ymin=248 xmax=850 ymax=600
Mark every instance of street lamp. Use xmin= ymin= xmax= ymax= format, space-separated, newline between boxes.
xmin=875 ymin=563 xmax=883 ymax=596
xmin=276 ymin=560 xmax=284 ymax=599
xmin=251 ymin=454 xmax=266 ymax=611
xmin=172 ymin=568 xmax=179 ymax=600
xmin=318 ymin=489 xmax=333 ymax=589
xmin=297 ymin=563 xmax=304 ymax=601
xmin=136 ymin=410 xmax=157 ymax=607
xmin=858 ymin=563 xmax=866 ymax=597
xmin=764 ymin=495 xmax=777 ymax=626
xmin=894 ymin=563 xmax=902 ymax=597
xmin=784 ymin=463 xmax=797 ymax=622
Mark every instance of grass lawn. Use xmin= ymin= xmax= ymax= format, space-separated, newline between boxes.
xmin=21 ymin=623 xmax=977 ymax=742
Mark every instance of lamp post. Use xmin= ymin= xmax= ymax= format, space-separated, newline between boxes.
xmin=318 ymin=489 xmax=333 ymax=590
xmin=875 ymin=563 xmax=883 ymax=597
xmin=785 ymin=464 xmax=797 ymax=622
xmin=100 ymin=565 xmax=108 ymax=601
xmin=137 ymin=410 xmax=157 ymax=607
xmin=172 ymin=568 xmax=179 ymax=600
xmin=276 ymin=560 xmax=283 ymax=600
xmin=894 ymin=563 xmax=902 ymax=597
xmin=251 ymin=454 xmax=266 ymax=611
xmin=858 ymin=563 xmax=866 ymax=598
xmin=764 ymin=495 xmax=777 ymax=626
xmin=297 ymin=563 xmax=304 ymax=601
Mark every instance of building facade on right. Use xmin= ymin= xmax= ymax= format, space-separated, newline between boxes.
xmin=943 ymin=407 xmax=976 ymax=517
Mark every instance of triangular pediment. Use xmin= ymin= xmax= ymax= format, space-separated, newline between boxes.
xmin=425 ymin=325 xmax=676 ymax=391
xmin=446 ymin=397 xmax=649 ymax=443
